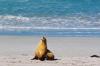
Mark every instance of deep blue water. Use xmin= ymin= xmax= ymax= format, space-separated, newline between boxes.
xmin=0 ymin=0 xmax=100 ymax=36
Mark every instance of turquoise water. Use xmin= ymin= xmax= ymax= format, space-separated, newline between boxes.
xmin=0 ymin=0 xmax=100 ymax=36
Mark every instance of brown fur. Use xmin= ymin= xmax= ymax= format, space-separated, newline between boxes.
xmin=46 ymin=49 xmax=54 ymax=60
xmin=32 ymin=37 xmax=55 ymax=61
xmin=33 ymin=37 xmax=47 ymax=61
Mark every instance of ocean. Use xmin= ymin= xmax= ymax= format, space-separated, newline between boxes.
xmin=0 ymin=0 xmax=100 ymax=36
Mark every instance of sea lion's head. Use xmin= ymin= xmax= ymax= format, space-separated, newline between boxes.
xmin=41 ymin=36 xmax=47 ymax=44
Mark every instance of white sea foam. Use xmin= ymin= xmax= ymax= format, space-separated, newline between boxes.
xmin=0 ymin=15 xmax=100 ymax=31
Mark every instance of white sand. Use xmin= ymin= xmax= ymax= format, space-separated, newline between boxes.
xmin=0 ymin=36 xmax=100 ymax=66
xmin=0 ymin=55 xmax=100 ymax=66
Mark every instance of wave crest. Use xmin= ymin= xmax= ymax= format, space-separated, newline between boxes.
xmin=0 ymin=14 xmax=100 ymax=31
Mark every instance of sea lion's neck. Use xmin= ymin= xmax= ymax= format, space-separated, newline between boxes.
xmin=38 ymin=40 xmax=47 ymax=49
xmin=42 ymin=41 xmax=47 ymax=48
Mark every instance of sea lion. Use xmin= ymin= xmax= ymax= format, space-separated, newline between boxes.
xmin=32 ymin=37 xmax=47 ymax=61
xmin=46 ymin=49 xmax=54 ymax=60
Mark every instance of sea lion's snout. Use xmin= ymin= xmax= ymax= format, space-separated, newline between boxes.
xmin=41 ymin=37 xmax=46 ymax=41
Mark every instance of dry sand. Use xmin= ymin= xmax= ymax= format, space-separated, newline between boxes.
xmin=0 ymin=36 xmax=100 ymax=66
xmin=0 ymin=55 xmax=100 ymax=66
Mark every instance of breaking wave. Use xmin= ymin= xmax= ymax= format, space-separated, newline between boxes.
xmin=0 ymin=14 xmax=99 ymax=36
xmin=0 ymin=14 xmax=100 ymax=30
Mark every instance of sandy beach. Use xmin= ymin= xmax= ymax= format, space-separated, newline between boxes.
xmin=1 ymin=55 xmax=100 ymax=66
xmin=0 ymin=36 xmax=100 ymax=66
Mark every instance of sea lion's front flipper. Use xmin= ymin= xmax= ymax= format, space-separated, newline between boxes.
xmin=31 ymin=55 xmax=38 ymax=60
xmin=39 ymin=57 xmax=45 ymax=61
